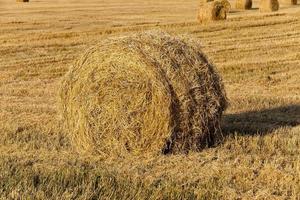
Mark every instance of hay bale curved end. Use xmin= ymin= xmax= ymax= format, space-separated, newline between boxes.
xmin=236 ymin=0 xmax=252 ymax=9
xmin=16 ymin=0 xmax=29 ymax=2
xmin=198 ymin=0 xmax=230 ymax=23
xmin=260 ymin=0 xmax=279 ymax=12
xmin=60 ymin=31 xmax=228 ymax=157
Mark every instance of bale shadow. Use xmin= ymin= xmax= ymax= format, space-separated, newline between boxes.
xmin=222 ymin=105 xmax=300 ymax=136
xmin=229 ymin=8 xmax=259 ymax=13
xmin=229 ymin=10 xmax=242 ymax=14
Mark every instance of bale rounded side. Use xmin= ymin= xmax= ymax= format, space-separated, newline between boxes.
xmin=60 ymin=31 xmax=228 ymax=157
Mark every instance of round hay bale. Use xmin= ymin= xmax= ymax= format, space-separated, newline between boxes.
xmin=280 ymin=0 xmax=297 ymax=5
xmin=16 ymin=0 xmax=29 ymax=2
xmin=260 ymin=0 xmax=279 ymax=12
xmin=218 ymin=0 xmax=232 ymax=10
xmin=236 ymin=0 xmax=252 ymax=9
xmin=60 ymin=31 xmax=228 ymax=157
xmin=198 ymin=0 xmax=230 ymax=23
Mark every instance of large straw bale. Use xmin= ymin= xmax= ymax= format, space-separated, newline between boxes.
xmin=60 ymin=31 xmax=227 ymax=157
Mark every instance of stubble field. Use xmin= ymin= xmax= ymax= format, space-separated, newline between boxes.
xmin=0 ymin=0 xmax=300 ymax=199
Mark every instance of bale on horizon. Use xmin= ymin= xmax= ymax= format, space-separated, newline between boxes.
xmin=219 ymin=0 xmax=231 ymax=10
xmin=60 ymin=31 xmax=228 ymax=157
xmin=198 ymin=0 xmax=231 ymax=23
xmin=16 ymin=0 xmax=29 ymax=2
xmin=260 ymin=0 xmax=279 ymax=11
xmin=280 ymin=0 xmax=297 ymax=5
xmin=236 ymin=0 xmax=252 ymax=9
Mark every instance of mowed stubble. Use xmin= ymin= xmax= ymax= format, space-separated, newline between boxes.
xmin=0 ymin=0 xmax=300 ymax=199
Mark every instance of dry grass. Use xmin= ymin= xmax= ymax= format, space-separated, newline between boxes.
xmin=0 ymin=0 xmax=300 ymax=199
xmin=260 ymin=0 xmax=280 ymax=12
xmin=60 ymin=30 xmax=227 ymax=157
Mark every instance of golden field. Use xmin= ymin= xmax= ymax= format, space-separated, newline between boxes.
xmin=0 ymin=0 xmax=300 ymax=199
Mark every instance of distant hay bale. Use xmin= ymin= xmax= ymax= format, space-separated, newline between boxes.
xmin=218 ymin=0 xmax=232 ymax=10
xmin=260 ymin=0 xmax=279 ymax=12
xmin=199 ymin=0 xmax=231 ymax=10
xmin=236 ymin=0 xmax=252 ymax=9
xmin=280 ymin=0 xmax=297 ymax=5
xmin=60 ymin=31 xmax=228 ymax=157
xmin=198 ymin=0 xmax=230 ymax=23
xmin=16 ymin=0 xmax=29 ymax=2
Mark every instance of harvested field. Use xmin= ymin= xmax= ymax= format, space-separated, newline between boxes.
xmin=0 ymin=0 xmax=300 ymax=199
